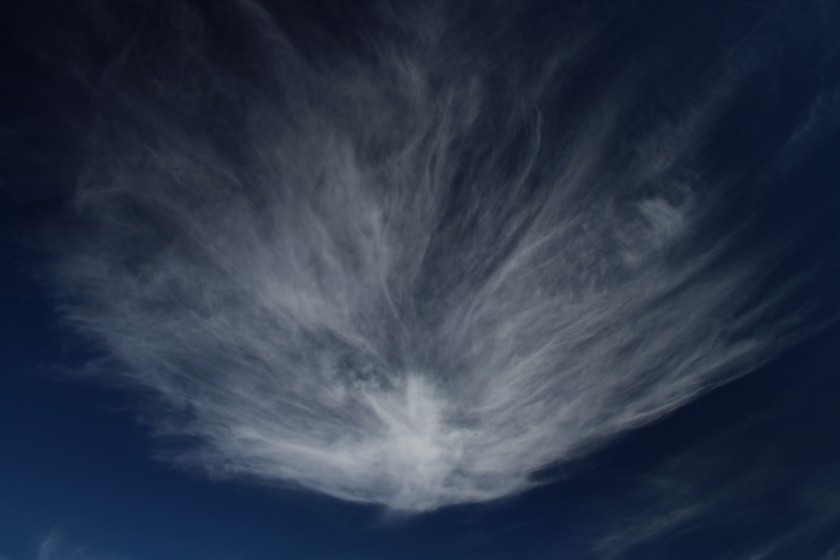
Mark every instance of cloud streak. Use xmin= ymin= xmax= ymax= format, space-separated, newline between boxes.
xmin=52 ymin=0 xmax=814 ymax=511
xmin=35 ymin=533 xmax=106 ymax=560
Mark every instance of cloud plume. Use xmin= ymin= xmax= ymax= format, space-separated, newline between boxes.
xmin=52 ymin=0 xmax=814 ymax=511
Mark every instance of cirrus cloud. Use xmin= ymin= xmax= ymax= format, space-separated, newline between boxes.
xmin=52 ymin=0 xmax=815 ymax=511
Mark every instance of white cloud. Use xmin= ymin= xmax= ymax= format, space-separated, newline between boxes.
xmin=35 ymin=534 xmax=98 ymax=560
xmin=52 ymin=0 xmax=813 ymax=511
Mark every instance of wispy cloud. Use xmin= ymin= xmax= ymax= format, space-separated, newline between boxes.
xmin=822 ymin=545 xmax=840 ymax=560
xmin=589 ymin=363 xmax=840 ymax=560
xmin=50 ymin=0 xmax=817 ymax=511
xmin=34 ymin=533 xmax=107 ymax=560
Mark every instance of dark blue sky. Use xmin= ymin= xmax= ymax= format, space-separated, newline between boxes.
xmin=2 ymin=1 xmax=840 ymax=559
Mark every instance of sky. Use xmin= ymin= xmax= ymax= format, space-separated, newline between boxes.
xmin=2 ymin=0 xmax=840 ymax=558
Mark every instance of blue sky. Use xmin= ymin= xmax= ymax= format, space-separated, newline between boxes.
xmin=2 ymin=0 xmax=840 ymax=558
